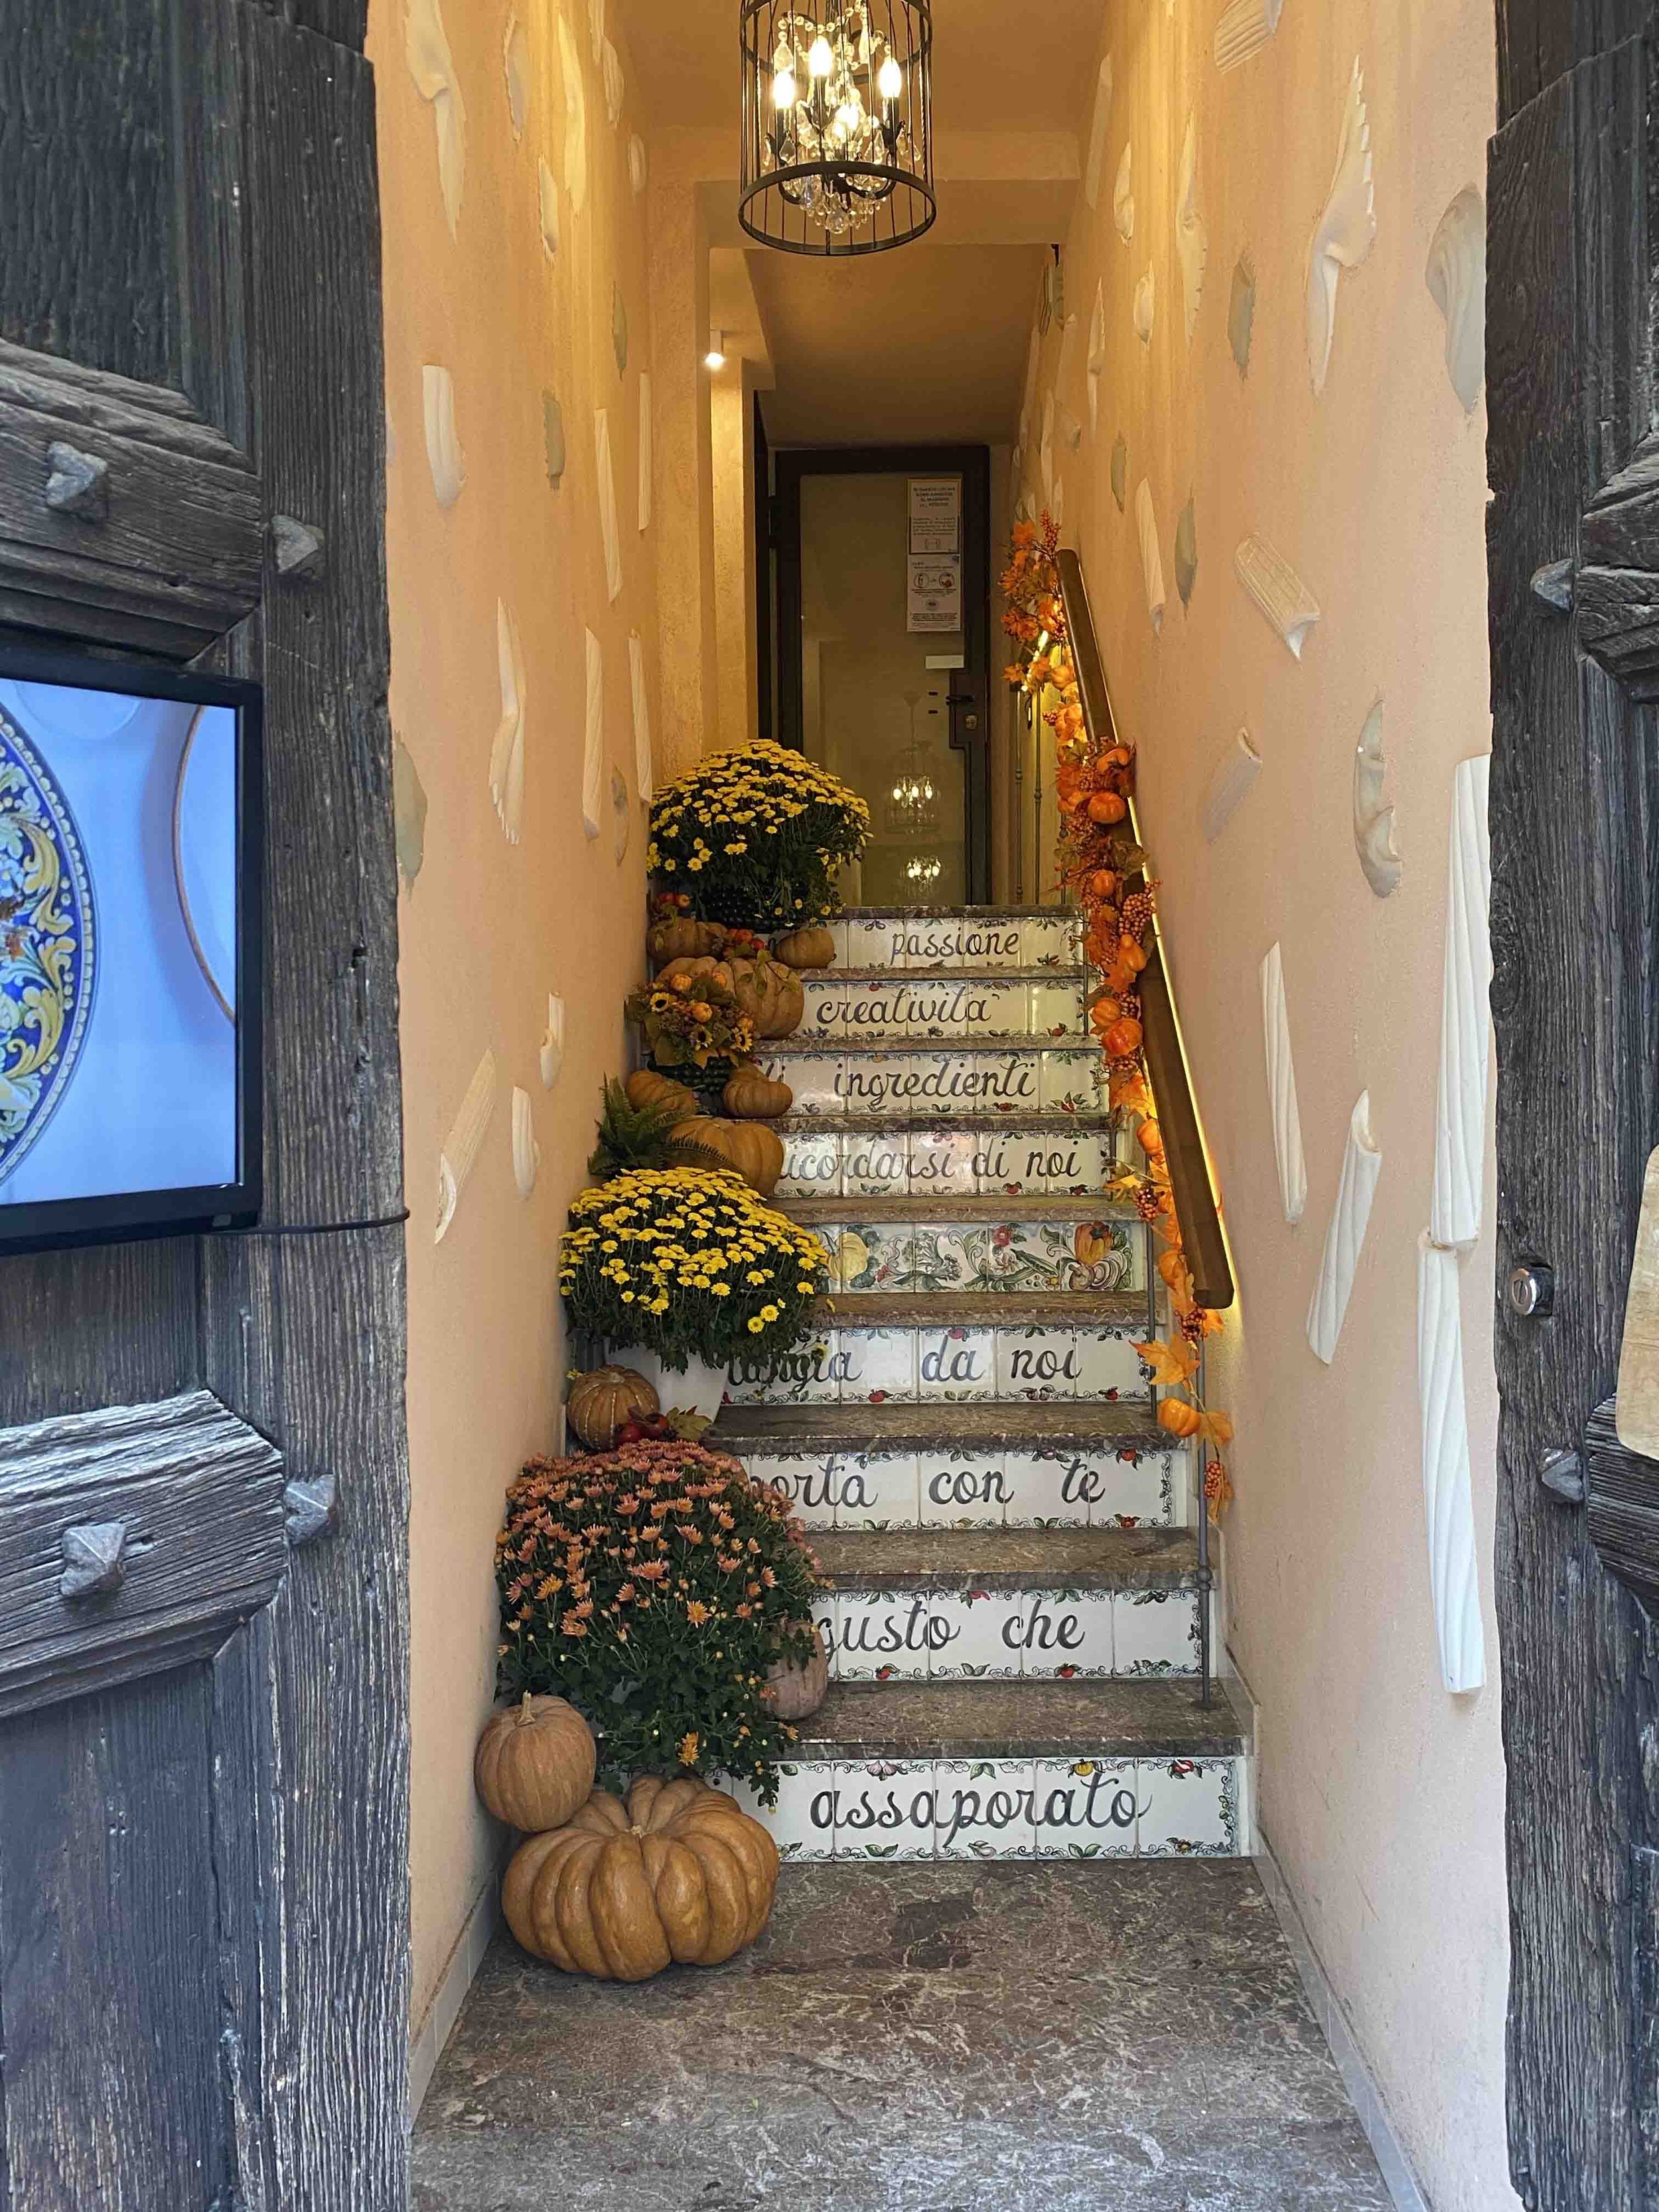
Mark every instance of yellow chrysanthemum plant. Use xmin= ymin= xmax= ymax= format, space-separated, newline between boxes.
xmin=646 ymin=737 xmax=871 ymax=930
xmin=560 ymin=1165 xmax=832 ymax=1372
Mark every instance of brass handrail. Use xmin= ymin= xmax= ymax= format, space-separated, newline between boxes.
xmin=1056 ymin=548 xmax=1235 ymax=1312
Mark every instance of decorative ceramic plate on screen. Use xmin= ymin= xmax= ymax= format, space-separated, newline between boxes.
xmin=0 ymin=707 xmax=96 ymax=1189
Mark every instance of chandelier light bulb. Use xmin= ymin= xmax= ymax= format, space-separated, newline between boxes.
xmin=704 ymin=327 xmax=727 ymax=370
xmin=877 ymin=54 xmax=903 ymax=99
xmin=807 ymin=35 xmax=835 ymax=76
xmin=772 ymin=66 xmax=796 ymax=106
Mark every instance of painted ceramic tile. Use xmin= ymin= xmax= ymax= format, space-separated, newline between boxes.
xmin=952 ymin=920 xmax=1026 ymax=969
xmin=894 ymin=978 xmax=1026 ymax=1036
xmin=1037 ymin=1133 xmax=1121 ymax=1195
xmin=1051 ymin=1446 xmax=1177 ymax=1528
xmin=917 ymin=1449 xmax=1013 ymax=1526
xmin=832 ymin=1450 xmax=920 ymax=1529
xmin=970 ymin=1134 xmax=1033 ymax=1194
xmin=841 ymin=917 xmax=905 ymax=967
xmin=1136 ymin=1757 xmax=1240 ymax=1858
xmin=934 ymin=1759 xmax=1036 ymax=1858
xmin=779 ymin=1130 xmax=841 ymax=1199
xmin=1072 ymin=1327 xmax=1147 ymax=1400
xmin=837 ymin=1327 xmax=916 ymax=1405
xmin=902 ymin=1051 xmax=1041 ymax=1116
xmin=841 ymin=1131 xmax=910 ymax=1197
xmin=914 ymin=1325 xmax=996 ymax=1400
xmin=799 ymin=979 xmax=845 ymax=1037
xmin=1021 ymin=915 xmax=1084 ymax=969
xmin=1009 ymin=1587 xmax=1114 ymax=1678
xmin=832 ymin=1759 xmax=937 ymax=1860
xmin=763 ymin=1052 xmax=842 ymax=1114
xmin=1031 ymin=1758 xmax=1139 ymax=1858
xmin=835 ymin=1221 xmax=913 ymax=1293
xmin=809 ymin=1589 xmax=839 ymax=1670
xmin=908 ymin=1128 xmax=978 ymax=1196
xmin=995 ymin=1324 xmax=1083 ymax=1401
xmin=742 ymin=1762 xmax=834 ymax=1862
xmin=1029 ymin=980 xmax=1086 ymax=1037
xmin=838 ymin=1052 xmax=910 ymax=1114
xmin=723 ymin=1337 xmax=839 ymax=1406
xmin=1041 ymin=1049 xmax=1108 ymax=1113
xmin=833 ymin=1591 xmax=933 ymax=1681
xmin=891 ymin=917 xmax=964 ymax=966
xmin=928 ymin=1588 xmax=1025 ymax=1678
xmin=999 ymin=1448 xmax=1089 ymax=1528
xmin=1114 ymin=1587 xmax=1201 ymax=1677
xmin=745 ymin=1453 xmax=839 ymax=1526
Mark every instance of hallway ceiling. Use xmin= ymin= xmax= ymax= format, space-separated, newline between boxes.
xmin=618 ymin=0 xmax=1098 ymax=444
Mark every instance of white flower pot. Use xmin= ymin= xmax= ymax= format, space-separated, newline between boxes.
xmin=620 ymin=1349 xmax=728 ymax=1424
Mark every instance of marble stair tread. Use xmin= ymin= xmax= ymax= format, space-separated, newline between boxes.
xmin=816 ymin=1523 xmax=1198 ymax=1592
xmin=712 ymin=1398 xmax=1167 ymax=1452
xmin=792 ymin=1675 xmax=1245 ymax=1761
xmin=785 ymin=1193 xmax=1139 ymax=1224
xmin=824 ymin=1290 xmax=1149 ymax=1327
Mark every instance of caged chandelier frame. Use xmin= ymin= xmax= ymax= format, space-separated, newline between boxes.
xmin=739 ymin=1 xmax=936 ymax=256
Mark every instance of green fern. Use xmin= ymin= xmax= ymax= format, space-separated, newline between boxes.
xmin=587 ymin=1078 xmax=729 ymax=1181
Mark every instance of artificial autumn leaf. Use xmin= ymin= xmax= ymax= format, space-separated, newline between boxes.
xmin=1133 ymin=1335 xmax=1200 ymax=1388
xmin=1110 ymin=1069 xmax=1154 ymax=1116
xmin=1196 ymin=1407 xmax=1235 ymax=1449
xmin=1104 ymin=1167 xmax=1145 ymax=1204
xmin=1187 ymin=1305 xmax=1224 ymax=1340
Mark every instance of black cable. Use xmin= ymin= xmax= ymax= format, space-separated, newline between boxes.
xmin=219 ymin=1208 xmax=411 ymax=1240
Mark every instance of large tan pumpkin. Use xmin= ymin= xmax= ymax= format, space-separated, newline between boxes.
xmin=723 ymin=1067 xmax=794 ymax=1121
xmin=762 ymin=1623 xmax=830 ymax=1721
xmin=624 ymin=1067 xmax=700 ymax=1120
xmin=648 ymin=915 xmax=724 ymax=966
xmin=772 ymin=924 xmax=835 ymax=971
xmin=502 ymin=1775 xmax=779 ymax=1980
xmin=656 ymin=954 xmax=735 ymax=994
xmin=672 ymin=1116 xmax=784 ymax=1197
xmin=728 ymin=954 xmax=804 ymax=1039
xmin=474 ymin=1694 xmax=598 ymax=1832
xmin=567 ymin=1364 xmax=658 ymax=1449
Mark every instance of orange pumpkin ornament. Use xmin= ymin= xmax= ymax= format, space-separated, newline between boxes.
xmin=1104 ymin=745 xmax=1133 ymax=769
xmin=1086 ymin=790 xmax=1128 ymax=826
xmin=1118 ymin=937 xmax=1149 ymax=974
xmin=1089 ymin=869 xmax=1119 ymax=900
xmin=1137 ymin=1118 xmax=1165 ymax=1157
xmin=1102 ymin=1015 xmax=1144 ymax=1059
xmin=1158 ymin=1398 xmax=1203 ymax=1439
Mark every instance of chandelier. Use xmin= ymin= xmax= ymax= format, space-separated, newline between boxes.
xmin=905 ymin=854 xmax=942 ymax=887
xmin=885 ymin=746 xmax=939 ymax=836
xmin=739 ymin=3 xmax=935 ymax=256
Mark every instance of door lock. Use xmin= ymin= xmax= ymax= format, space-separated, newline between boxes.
xmin=1509 ymin=1262 xmax=1555 ymax=1319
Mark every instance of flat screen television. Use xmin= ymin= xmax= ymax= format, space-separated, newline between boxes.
xmin=0 ymin=646 xmax=261 ymax=1256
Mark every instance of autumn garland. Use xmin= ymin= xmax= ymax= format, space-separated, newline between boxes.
xmin=1001 ymin=514 xmax=1234 ymax=1518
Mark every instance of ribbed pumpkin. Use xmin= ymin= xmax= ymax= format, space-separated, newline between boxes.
xmin=762 ymin=1623 xmax=830 ymax=1721
xmin=474 ymin=1694 xmax=598 ymax=1832
xmin=722 ymin=1067 xmax=794 ymax=1121
xmin=772 ymin=924 xmax=835 ymax=970
xmin=1157 ymin=1398 xmax=1203 ymax=1439
xmin=567 ymin=1364 xmax=659 ymax=1449
xmin=502 ymin=1775 xmax=779 ymax=1980
xmin=671 ymin=1116 xmax=784 ymax=1196
xmin=624 ymin=1068 xmax=699 ymax=1120
xmin=656 ymin=954 xmax=735 ymax=994
xmin=648 ymin=915 xmax=724 ymax=966
xmin=728 ymin=954 xmax=804 ymax=1039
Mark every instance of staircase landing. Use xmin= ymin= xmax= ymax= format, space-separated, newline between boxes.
xmin=411 ymin=1860 xmax=1395 ymax=2211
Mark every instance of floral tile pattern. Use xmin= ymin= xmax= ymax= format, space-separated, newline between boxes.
xmin=1135 ymin=1757 xmax=1242 ymax=1858
xmin=927 ymin=1589 xmax=1025 ymax=1679
xmin=831 ymin=1760 xmax=938 ymax=1859
xmin=1114 ymin=1586 xmax=1205 ymax=1678
xmin=778 ymin=1127 xmax=1128 ymax=1199
xmin=1031 ymin=1759 xmax=1141 ymax=1858
xmin=810 ymin=1588 xmax=1199 ymax=1683
xmin=934 ymin=1759 xmax=1037 ymax=1858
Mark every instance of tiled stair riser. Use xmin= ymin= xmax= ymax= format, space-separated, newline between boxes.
xmin=725 ymin=1325 xmax=1149 ymax=1408
xmin=759 ymin=1047 xmax=1106 ymax=1116
xmin=810 ymin=1215 xmax=1146 ymax=1297
xmin=733 ymin=1754 xmax=1244 ymax=1862
xmin=834 ymin=915 xmax=1082 ymax=971
xmin=781 ymin=1126 xmax=1124 ymax=1199
xmin=744 ymin=1446 xmax=1179 ymax=1530
xmin=799 ymin=976 xmax=1086 ymax=1042
xmin=810 ymin=1585 xmax=1203 ymax=1684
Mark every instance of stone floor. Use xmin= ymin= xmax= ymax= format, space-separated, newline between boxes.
xmin=411 ymin=1860 xmax=1394 ymax=2211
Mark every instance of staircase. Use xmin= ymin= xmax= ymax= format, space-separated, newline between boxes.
xmin=709 ymin=905 xmax=1252 ymax=1866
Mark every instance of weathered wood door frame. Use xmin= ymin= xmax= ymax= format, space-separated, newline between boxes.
xmin=1488 ymin=3 xmax=1659 ymax=2204
xmin=0 ymin=2 xmax=409 ymax=2203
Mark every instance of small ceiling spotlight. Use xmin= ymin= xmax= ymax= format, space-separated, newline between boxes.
xmin=705 ymin=328 xmax=728 ymax=370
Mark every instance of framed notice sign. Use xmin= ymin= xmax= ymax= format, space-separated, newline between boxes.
xmin=908 ymin=475 xmax=962 ymax=556
xmin=907 ymin=552 xmax=962 ymax=632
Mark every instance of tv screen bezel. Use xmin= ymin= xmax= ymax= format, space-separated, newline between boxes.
xmin=0 ymin=643 xmax=263 ymax=1258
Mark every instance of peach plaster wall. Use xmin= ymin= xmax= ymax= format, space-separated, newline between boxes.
xmin=369 ymin=0 xmax=657 ymax=2039
xmin=1019 ymin=0 xmax=1510 ymax=2205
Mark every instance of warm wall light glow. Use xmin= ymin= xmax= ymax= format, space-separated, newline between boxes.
xmin=704 ymin=327 xmax=727 ymax=369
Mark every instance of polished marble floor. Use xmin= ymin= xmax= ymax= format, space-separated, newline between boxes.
xmin=411 ymin=1859 xmax=1394 ymax=2211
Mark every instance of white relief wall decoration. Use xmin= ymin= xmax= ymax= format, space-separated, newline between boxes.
xmin=582 ymin=627 xmax=604 ymax=838
xmin=1352 ymin=700 xmax=1402 ymax=897
xmin=628 ymin=629 xmax=653 ymax=802
xmin=1234 ymin=535 xmax=1319 ymax=658
xmin=611 ymin=767 xmax=630 ymax=863
xmin=489 ymin=599 xmax=527 ymax=845
xmin=405 ymin=0 xmax=467 ymax=239
xmin=593 ymin=406 xmax=622 ymax=601
xmin=538 ymin=157 xmax=560 ymax=259
xmin=1228 ymin=251 xmax=1256 ymax=376
xmin=1201 ymin=729 xmax=1260 ymax=842
xmin=1134 ymin=480 xmax=1165 ymax=634
xmin=542 ymin=391 xmax=565 ymax=484
xmin=502 ymin=13 xmax=529 ymax=139
xmin=1415 ymin=1235 xmax=1486 ymax=1693
xmin=1306 ymin=58 xmax=1376 ymax=396
xmin=1174 ymin=496 xmax=1198 ymax=609
xmin=1083 ymin=56 xmax=1114 ymax=210
xmin=1214 ymin=0 xmax=1284 ymax=70
xmin=1039 ymin=394 xmax=1054 ymax=504
xmin=557 ymin=11 xmax=588 ymax=215
xmin=436 ymin=1049 xmax=498 ymax=1242
xmin=628 ymin=133 xmax=648 ymax=194
xmin=1114 ymin=143 xmax=1135 ymax=242
xmin=637 ymin=372 xmax=653 ymax=530
xmin=1425 ymin=185 xmax=1486 ymax=415
xmin=421 ymin=364 xmax=464 ymax=507
xmin=601 ymin=37 xmax=623 ymax=125
xmin=393 ymin=733 xmax=428 ymax=891
xmin=1307 ymin=1092 xmax=1382 ymax=1362
xmin=1086 ymin=281 xmax=1107 ymax=437
xmin=540 ymin=994 xmax=565 ymax=1088
xmin=1133 ymin=265 xmax=1155 ymax=345
xmin=1430 ymin=754 xmax=1492 ymax=1248
xmin=1110 ymin=433 xmax=1127 ymax=512
xmin=1260 ymin=943 xmax=1307 ymax=1224
xmin=587 ymin=0 xmax=605 ymax=62
xmin=511 ymin=1086 xmax=540 ymax=1198
xmin=1175 ymin=113 xmax=1207 ymax=344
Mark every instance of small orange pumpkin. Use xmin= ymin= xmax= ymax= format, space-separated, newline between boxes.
xmin=568 ymin=1364 xmax=660 ymax=1449
xmin=474 ymin=1694 xmax=598 ymax=1832
xmin=658 ymin=954 xmax=736 ymax=994
xmin=723 ymin=1067 xmax=794 ymax=1120
xmin=1158 ymin=1398 xmax=1203 ymax=1439
xmin=1104 ymin=745 xmax=1133 ymax=769
xmin=671 ymin=1116 xmax=785 ymax=1196
xmin=1088 ymin=869 xmax=1119 ymax=900
xmin=1118 ymin=937 xmax=1149 ymax=974
xmin=648 ymin=915 xmax=725 ymax=966
xmin=1086 ymin=791 xmax=1127 ymax=826
xmin=1102 ymin=1015 xmax=1145 ymax=1058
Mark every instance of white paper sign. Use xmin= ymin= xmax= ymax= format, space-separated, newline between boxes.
xmin=907 ymin=553 xmax=962 ymax=633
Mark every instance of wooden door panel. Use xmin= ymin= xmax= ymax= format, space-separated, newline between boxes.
xmin=0 ymin=1670 xmax=232 ymax=2212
